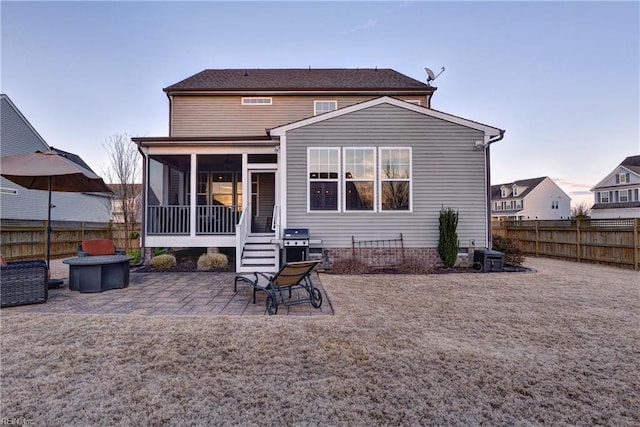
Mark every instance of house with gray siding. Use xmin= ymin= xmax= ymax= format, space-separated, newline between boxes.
xmin=133 ymin=69 xmax=504 ymax=271
xmin=0 ymin=94 xmax=111 ymax=223
xmin=590 ymin=155 xmax=640 ymax=219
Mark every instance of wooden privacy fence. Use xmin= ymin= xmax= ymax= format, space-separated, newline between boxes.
xmin=1 ymin=219 xmax=141 ymax=261
xmin=493 ymin=218 xmax=640 ymax=270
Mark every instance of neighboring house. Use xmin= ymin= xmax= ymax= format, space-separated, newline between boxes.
xmin=108 ymin=183 xmax=143 ymax=223
xmin=133 ymin=68 xmax=504 ymax=271
xmin=0 ymin=94 xmax=111 ymax=223
xmin=590 ymin=155 xmax=640 ymax=219
xmin=491 ymin=177 xmax=571 ymax=221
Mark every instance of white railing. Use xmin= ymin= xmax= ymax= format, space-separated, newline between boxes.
xmin=147 ymin=206 xmax=190 ymax=235
xmin=196 ymin=205 xmax=240 ymax=235
xmin=235 ymin=203 xmax=252 ymax=272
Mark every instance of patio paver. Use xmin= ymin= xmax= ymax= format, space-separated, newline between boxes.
xmin=2 ymin=270 xmax=334 ymax=317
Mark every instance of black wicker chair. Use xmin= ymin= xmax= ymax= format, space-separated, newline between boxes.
xmin=1 ymin=260 xmax=48 ymax=308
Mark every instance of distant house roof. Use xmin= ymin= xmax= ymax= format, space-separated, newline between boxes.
xmin=49 ymin=147 xmax=96 ymax=174
xmin=621 ymin=155 xmax=640 ymax=175
xmin=491 ymin=177 xmax=547 ymax=200
xmin=164 ymin=68 xmax=434 ymax=94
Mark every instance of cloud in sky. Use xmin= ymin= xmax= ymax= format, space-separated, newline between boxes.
xmin=340 ymin=18 xmax=378 ymax=35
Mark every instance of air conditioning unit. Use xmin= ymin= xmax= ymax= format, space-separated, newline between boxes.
xmin=473 ymin=249 xmax=504 ymax=273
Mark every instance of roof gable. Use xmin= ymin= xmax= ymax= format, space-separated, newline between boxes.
xmin=491 ymin=177 xmax=547 ymax=199
xmin=165 ymin=68 xmax=433 ymax=93
xmin=591 ymin=155 xmax=640 ymax=190
xmin=269 ymin=96 xmax=503 ymax=137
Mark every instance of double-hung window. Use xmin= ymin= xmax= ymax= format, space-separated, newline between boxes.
xmin=344 ymin=148 xmax=375 ymax=211
xmin=379 ymin=148 xmax=411 ymax=211
xmin=308 ymin=148 xmax=339 ymax=211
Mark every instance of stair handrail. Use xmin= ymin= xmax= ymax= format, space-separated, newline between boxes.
xmin=235 ymin=203 xmax=252 ymax=272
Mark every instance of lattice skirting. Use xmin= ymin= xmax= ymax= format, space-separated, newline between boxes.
xmin=326 ymin=247 xmax=475 ymax=269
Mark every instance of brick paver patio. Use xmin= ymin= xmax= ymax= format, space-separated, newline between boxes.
xmin=2 ymin=270 xmax=333 ymax=317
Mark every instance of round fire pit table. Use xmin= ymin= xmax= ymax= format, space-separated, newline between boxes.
xmin=63 ymin=255 xmax=134 ymax=293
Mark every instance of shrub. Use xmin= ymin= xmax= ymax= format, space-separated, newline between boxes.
xmin=329 ymin=257 xmax=370 ymax=274
xmin=492 ymin=235 xmax=526 ymax=267
xmin=127 ymin=250 xmax=141 ymax=265
xmin=438 ymin=207 xmax=459 ymax=268
xmin=150 ymin=254 xmax=177 ymax=269
xmin=197 ymin=253 xmax=229 ymax=271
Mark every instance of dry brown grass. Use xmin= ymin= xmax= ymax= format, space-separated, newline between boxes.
xmin=1 ymin=258 xmax=639 ymax=426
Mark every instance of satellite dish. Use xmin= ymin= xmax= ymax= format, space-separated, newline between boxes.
xmin=425 ymin=66 xmax=445 ymax=85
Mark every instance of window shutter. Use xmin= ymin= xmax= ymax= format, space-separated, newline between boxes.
xmin=615 ymin=174 xmax=619 ymax=183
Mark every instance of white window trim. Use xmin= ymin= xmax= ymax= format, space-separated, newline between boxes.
xmin=314 ymin=100 xmax=337 ymax=116
xmin=307 ymin=147 xmax=341 ymax=213
xmin=600 ymin=191 xmax=609 ymax=203
xmin=619 ymin=173 xmax=627 ymax=183
xmin=620 ymin=189 xmax=629 ymax=202
xmin=241 ymin=97 xmax=272 ymax=105
xmin=378 ymin=147 xmax=413 ymax=213
xmin=343 ymin=147 xmax=376 ymax=213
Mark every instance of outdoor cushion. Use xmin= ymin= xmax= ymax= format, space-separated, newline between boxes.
xmin=81 ymin=239 xmax=117 ymax=256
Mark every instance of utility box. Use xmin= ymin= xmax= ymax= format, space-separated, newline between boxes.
xmin=473 ymin=249 xmax=504 ymax=272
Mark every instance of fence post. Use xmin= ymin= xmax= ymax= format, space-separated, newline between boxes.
xmin=576 ymin=219 xmax=581 ymax=263
xmin=634 ymin=218 xmax=639 ymax=271
xmin=535 ymin=220 xmax=540 ymax=257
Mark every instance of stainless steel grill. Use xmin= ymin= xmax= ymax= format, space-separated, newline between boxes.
xmin=283 ymin=228 xmax=310 ymax=263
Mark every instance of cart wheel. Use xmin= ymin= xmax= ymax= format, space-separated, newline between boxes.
xmin=266 ymin=295 xmax=278 ymax=315
xmin=310 ymin=288 xmax=322 ymax=308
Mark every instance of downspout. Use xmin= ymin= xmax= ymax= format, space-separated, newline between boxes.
xmin=477 ymin=130 xmax=505 ymax=249
xmin=136 ymin=141 xmax=148 ymax=263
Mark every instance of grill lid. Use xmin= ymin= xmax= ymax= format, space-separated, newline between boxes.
xmin=283 ymin=228 xmax=310 ymax=239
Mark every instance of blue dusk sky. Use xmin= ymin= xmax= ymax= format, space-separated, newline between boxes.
xmin=1 ymin=1 xmax=638 ymax=207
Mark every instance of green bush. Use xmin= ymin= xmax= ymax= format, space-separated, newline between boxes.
xmin=492 ymin=235 xmax=526 ymax=267
xmin=438 ymin=207 xmax=459 ymax=268
xmin=127 ymin=250 xmax=141 ymax=265
xmin=151 ymin=254 xmax=177 ymax=269
xmin=197 ymin=253 xmax=229 ymax=270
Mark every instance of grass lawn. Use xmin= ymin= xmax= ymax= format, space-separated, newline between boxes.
xmin=1 ymin=258 xmax=638 ymax=426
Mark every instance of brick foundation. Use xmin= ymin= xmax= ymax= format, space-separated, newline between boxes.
xmin=326 ymin=247 xmax=476 ymax=269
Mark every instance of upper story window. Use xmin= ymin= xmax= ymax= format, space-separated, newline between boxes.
xmin=512 ymin=185 xmax=518 ymax=196
xmin=314 ymin=101 xmax=337 ymax=116
xmin=600 ymin=191 xmax=609 ymax=203
xmin=616 ymin=172 xmax=630 ymax=184
xmin=620 ymin=189 xmax=629 ymax=202
xmin=241 ymin=97 xmax=272 ymax=105
xmin=501 ymin=187 xmax=508 ymax=198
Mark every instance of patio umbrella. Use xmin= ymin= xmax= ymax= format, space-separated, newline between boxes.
xmin=0 ymin=150 xmax=113 ymax=283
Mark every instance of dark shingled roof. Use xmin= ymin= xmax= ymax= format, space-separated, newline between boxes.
xmin=621 ymin=155 xmax=640 ymax=175
xmin=491 ymin=177 xmax=547 ymax=200
xmin=164 ymin=68 xmax=432 ymax=92
xmin=50 ymin=147 xmax=96 ymax=174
